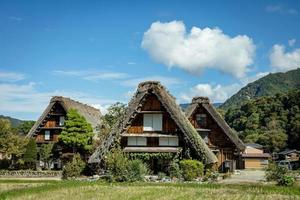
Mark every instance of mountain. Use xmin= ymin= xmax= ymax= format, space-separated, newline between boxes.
xmin=220 ymin=68 xmax=300 ymax=110
xmin=0 ymin=115 xmax=24 ymax=127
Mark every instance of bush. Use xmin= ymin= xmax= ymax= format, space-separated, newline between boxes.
xmin=23 ymin=139 xmax=37 ymax=169
xmin=203 ymin=169 xmax=219 ymax=182
xmin=106 ymin=149 xmax=149 ymax=182
xmin=105 ymin=148 xmax=129 ymax=182
xmin=62 ymin=154 xmax=85 ymax=179
xmin=179 ymin=159 xmax=204 ymax=181
xmin=265 ymin=162 xmax=295 ymax=186
xmin=168 ymin=159 xmax=181 ymax=179
xmin=127 ymin=159 xmax=148 ymax=182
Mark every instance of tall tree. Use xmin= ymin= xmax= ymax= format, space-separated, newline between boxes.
xmin=23 ymin=138 xmax=38 ymax=169
xmin=59 ymin=109 xmax=94 ymax=153
xmin=39 ymin=143 xmax=54 ymax=169
xmin=17 ymin=121 xmax=35 ymax=135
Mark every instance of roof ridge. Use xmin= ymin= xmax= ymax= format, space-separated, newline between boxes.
xmin=50 ymin=96 xmax=99 ymax=111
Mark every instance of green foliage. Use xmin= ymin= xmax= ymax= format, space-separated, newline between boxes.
xmin=16 ymin=121 xmax=35 ymax=135
xmin=128 ymin=152 xmax=175 ymax=162
xmin=105 ymin=148 xmax=130 ymax=182
xmin=0 ymin=115 xmax=23 ymax=127
xmin=265 ymin=162 xmax=295 ymax=186
xmin=39 ymin=143 xmax=54 ymax=169
xmin=59 ymin=109 xmax=94 ymax=153
xmin=23 ymin=139 xmax=37 ymax=169
xmin=168 ymin=159 xmax=181 ymax=179
xmin=106 ymin=148 xmax=149 ymax=182
xmin=127 ymin=159 xmax=148 ymax=182
xmin=62 ymin=153 xmax=86 ymax=179
xmin=225 ymin=89 xmax=300 ymax=151
xmin=179 ymin=159 xmax=204 ymax=181
xmin=221 ymin=68 xmax=300 ymax=110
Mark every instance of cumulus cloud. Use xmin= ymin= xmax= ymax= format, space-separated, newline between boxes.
xmin=52 ymin=70 xmax=128 ymax=81
xmin=0 ymin=71 xmax=25 ymax=82
xmin=270 ymin=44 xmax=300 ymax=71
xmin=180 ymin=71 xmax=269 ymax=103
xmin=142 ymin=21 xmax=255 ymax=78
xmin=288 ymin=39 xmax=296 ymax=47
xmin=180 ymin=83 xmax=241 ymax=103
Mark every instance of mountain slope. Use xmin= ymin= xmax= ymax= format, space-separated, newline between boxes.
xmin=0 ymin=115 xmax=24 ymax=127
xmin=221 ymin=68 xmax=300 ymax=110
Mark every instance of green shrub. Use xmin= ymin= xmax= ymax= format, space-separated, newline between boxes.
xmin=169 ymin=159 xmax=181 ymax=179
xmin=23 ymin=138 xmax=37 ymax=169
xmin=203 ymin=169 xmax=219 ymax=182
xmin=127 ymin=159 xmax=148 ymax=182
xmin=179 ymin=159 xmax=204 ymax=181
xmin=105 ymin=148 xmax=129 ymax=182
xmin=278 ymin=175 xmax=295 ymax=186
xmin=265 ymin=162 xmax=295 ymax=186
xmin=62 ymin=154 xmax=85 ymax=179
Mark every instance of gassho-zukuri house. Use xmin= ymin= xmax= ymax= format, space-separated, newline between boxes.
xmin=89 ymin=81 xmax=245 ymax=172
xmin=26 ymin=96 xmax=101 ymax=168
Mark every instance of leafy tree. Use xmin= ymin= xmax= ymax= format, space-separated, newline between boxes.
xmin=39 ymin=143 xmax=54 ymax=169
xmin=59 ymin=109 xmax=94 ymax=153
xmin=0 ymin=119 xmax=28 ymax=160
xmin=23 ymin=138 xmax=38 ymax=169
xmin=62 ymin=153 xmax=86 ymax=179
xmin=16 ymin=121 xmax=35 ymax=135
xmin=225 ymin=89 xmax=300 ymax=152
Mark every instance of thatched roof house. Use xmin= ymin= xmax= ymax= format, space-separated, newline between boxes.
xmin=184 ymin=96 xmax=245 ymax=171
xmin=89 ymin=81 xmax=218 ymax=165
xmin=185 ymin=97 xmax=245 ymax=150
xmin=27 ymin=96 xmax=101 ymax=139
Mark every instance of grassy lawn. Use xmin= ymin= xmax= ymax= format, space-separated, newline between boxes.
xmin=0 ymin=180 xmax=299 ymax=200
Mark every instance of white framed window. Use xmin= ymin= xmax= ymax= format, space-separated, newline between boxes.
xmin=200 ymin=132 xmax=209 ymax=144
xmin=45 ymin=130 xmax=50 ymax=141
xmin=59 ymin=116 xmax=65 ymax=126
xmin=127 ymin=137 xmax=147 ymax=146
xmin=143 ymin=114 xmax=162 ymax=131
xmin=159 ymin=137 xmax=179 ymax=146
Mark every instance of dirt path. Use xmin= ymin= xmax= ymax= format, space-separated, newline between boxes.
xmin=219 ymin=170 xmax=266 ymax=184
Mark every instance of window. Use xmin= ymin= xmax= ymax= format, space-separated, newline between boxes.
xmin=200 ymin=132 xmax=209 ymax=144
xmin=159 ymin=137 xmax=179 ymax=146
xmin=59 ymin=116 xmax=65 ymax=126
xmin=196 ymin=114 xmax=206 ymax=127
xmin=143 ymin=114 xmax=162 ymax=131
xmin=45 ymin=130 xmax=50 ymax=140
xmin=127 ymin=137 xmax=147 ymax=146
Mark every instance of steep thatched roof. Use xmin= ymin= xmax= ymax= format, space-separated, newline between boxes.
xmin=27 ymin=96 xmax=101 ymax=137
xmin=185 ymin=97 xmax=245 ymax=151
xmin=89 ymin=81 xmax=218 ymax=164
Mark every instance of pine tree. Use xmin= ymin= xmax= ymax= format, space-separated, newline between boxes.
xmin=59 ymin=109 xmax=94 ymax=153
xmin=23 ymin=138 xmax=37 ymax=169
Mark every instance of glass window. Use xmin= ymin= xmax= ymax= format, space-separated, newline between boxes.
xmin=59 ymin=116 xmax=65 ymax=126
xmin=45 ymin=130 xmax=50 ymax=140
xmin=159 ymin=137 xmax=179 ymax=146
xmin=196 ymin=114 xmax=206 ymax=127
xmin=127 ymin=137 xmax=147 ymax=146
xmin=143 ymin=114 xmax=162 ymax=131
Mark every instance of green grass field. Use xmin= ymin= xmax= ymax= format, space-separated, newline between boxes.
xmin=0 ymin=180 xmax=299 ymax=200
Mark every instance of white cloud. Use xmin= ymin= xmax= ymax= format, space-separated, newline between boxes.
xmin=0 ymin=82 xmax=116 ymax=120
xmin=181 ymin=71 xmax=269 ymax=103
xmin=121 ymin=75 xmax=181 ymax=87
xmin=52 ymin=70 xmax=128 ymax=81
xmin=270 ymin=44 xmax=300 ymax=71
xmin=180 ymin=83 xmax=241 ymax=103
xmin=266 ymin=5 xmax=298 ymax=15
xmin=0 ymin=71 xmax=25 ymax=82
xmin=288 ymin=39 xmax=296 ymax=47
xmin=142 ymin=21 xmax=255 ymax=78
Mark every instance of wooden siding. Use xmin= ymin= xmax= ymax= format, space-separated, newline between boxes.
xmin=35 ymin=129 xmax=60 ymax=143
xmin=188 ymin=105 xmax=237 ymax=170
xmin=127 ymin=95 xmax=178 ymax=134
xmin=244 ymin=158 xmax=267 ymax=169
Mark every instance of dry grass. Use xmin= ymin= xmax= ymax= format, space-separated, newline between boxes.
xmin=0 ymin=180 xmax=299 ymax=200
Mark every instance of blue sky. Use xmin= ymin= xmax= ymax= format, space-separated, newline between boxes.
xmin=0 ymin=0 xmax=300 ymax=120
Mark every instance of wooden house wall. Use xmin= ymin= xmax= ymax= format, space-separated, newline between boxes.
xmin=127 ymin=95 xmax=178 ymax=134
xmin=35 ymin=130 xmax=61 ymax=143
xmin=188 ymin=105 xmax=237 ymax=168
